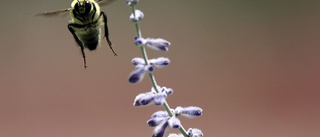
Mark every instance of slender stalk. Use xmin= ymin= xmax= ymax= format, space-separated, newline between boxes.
xmin=131 ymin=5 xmax=141 ymax=37
xmin=130 ymin=5 xmax=189 ymax=137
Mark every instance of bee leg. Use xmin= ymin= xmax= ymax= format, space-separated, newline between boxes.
xmin=68 ymin=23 xmax=88 ymax=69
xmin=101 ymin=11 xmax=117 ymax=56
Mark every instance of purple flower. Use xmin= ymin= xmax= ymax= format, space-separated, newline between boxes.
xmin=132 ymin=37 xmax=171 ymax=51
xmin=164 ymin=88 xmax=173 ymax=95
xmin=153 ymin=92 xmax=167 ymax=106
xmin=147 ymin=117 xmax=168 ymax=127
xmin=133 ymin=91 xmax=167 ymax=107
xmin=126 ymin=0 xmax=139 ymax=6
xmin=128 ymin=66 xmax=146 ymax=83
xmin=151 ymin=110 xmax=169 ymax=118
xmin=134 ymin=37 xmax=147 ymax=46
xmin=129 ymin=64 xmax=155 ymax=83
xmin=133 ymin=92 xmax=155 ymax=106
xmin=175 ymin=106 xmax=203 ymax=118
xmin=187 ymin=128 xmax=203 ymax=137
xmin=145 ymin=38 xmax=170 ymax=51
xmin=149 ymin=57 xmax=170 ymax=68
xmin=152 ymin=121 xmax=169 ymax=137
xmin=160 ymin=86 xmax=173 ymax=95
xmin=151 ymin=86 xmax=173 ymax=96
xmin=132 ymin=57 xmax=170 ymax=69
xmin=148 ymin=111 xmax=185 ymax=136
xmin=145 ymin=64 xmax=155 ymax=73
xmin=132 ymin=57 xmax=145 ymax=66
xmin=130 ymin=9 xmax=144 ymax=22
xmin=168 ymin=117 xmax=181 ymax=129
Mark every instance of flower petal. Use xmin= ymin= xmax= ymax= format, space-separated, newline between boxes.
xmin=128 ymin=67 xmax=146 ymax=83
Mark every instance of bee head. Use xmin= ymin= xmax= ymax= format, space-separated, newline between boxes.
xmin=74 ymin=0 xmax=92 ymax=16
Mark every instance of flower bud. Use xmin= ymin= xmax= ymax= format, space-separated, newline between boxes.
xmin=145 ymin=64 xmax=154 ymax=73
xmin=153 ymin=92 xmax=167 ymax=106
xmin=151 ymin=86 xmax=173 ymax=96
xmin=128 ymin=67 xmax=146 ymax=83
xmin=174 ymin=106 xmax=182 ymax=114
xmin=160 ymin=86 xmax=173 ymax=96
xmin=139 ymin=96 xmax=154 ymax=106
xmin=149 ymin=57 xmax=170 ymax=68
xmin=147 ymin=117 xmax=167 ymax=127
xmin=145 ymin=38 xmax=170 ymax=51
xmin=175 ymin=106 xmax=203 ymax=118
xmin=129 ymin=9 xmax=144 ymax=22
xmin=151 ymin=110 xmax=169 ymax=118
xmin=153 ymin=121 xmax=169 ymax=137
xmin=134 ymin=37 xmax=147 ymax=46
xmin=133 ymin=92 xmax=155 ymax=106
xmin=133 ymin=93 xmax=144 ymax=106
xmin=165 ymin=88 xmax=173 ymax=95
xmin=132 ymin=57 xmax=145 ymax=65
xmin=187 ymin=128 xmax=203 ymax=137
xmin=168 ymin=117 xmax=181 ymax=129
xmin=126 ymin=0 xmax=139 ymax=6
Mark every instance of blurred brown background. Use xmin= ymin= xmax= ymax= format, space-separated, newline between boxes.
xmin=1 ymin=0 xmax=320 ymax=137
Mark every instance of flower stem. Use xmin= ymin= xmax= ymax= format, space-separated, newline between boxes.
xmin=131 ymin=5 xmax=141 ymax=37
xmin=130 ymin=5 xmax=189 ymax=137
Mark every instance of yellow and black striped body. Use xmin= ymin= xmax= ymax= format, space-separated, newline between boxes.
xmin=68 ymin=0 xmax=116 ymax=68
xmin=36 ymin=0 xmax=117 ymax=69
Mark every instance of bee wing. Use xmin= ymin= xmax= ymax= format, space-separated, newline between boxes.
xmin=35 ymin=8 xmax=71 ymax=17
xmin=96 ymin=0 xmax=117 ymax=6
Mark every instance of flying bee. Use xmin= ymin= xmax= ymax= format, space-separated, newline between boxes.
xmin=36 ymin=0 xmax=117 ymax=69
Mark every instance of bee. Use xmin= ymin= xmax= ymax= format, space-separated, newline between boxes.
xmin=36 ymin=0 xmax=117 ymax=69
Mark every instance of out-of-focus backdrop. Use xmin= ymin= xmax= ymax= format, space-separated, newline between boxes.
xmin=1 ymin=0 xmax=320 ymax=137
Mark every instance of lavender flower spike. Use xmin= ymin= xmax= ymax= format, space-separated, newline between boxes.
xmin=130 ymin=9 xmax=144 ymax=22
xmin=127 ymin=1 xmax=203 ymax=136
xmin=146 ymin=38 xmax=171 ymax=51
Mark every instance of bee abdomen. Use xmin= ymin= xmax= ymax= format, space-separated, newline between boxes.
xmin=79 ymin=29 xmax=101 ymax=50
xmin=83 ymin=35 xmax=99 ymax=50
